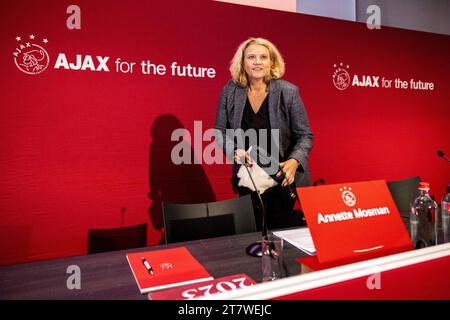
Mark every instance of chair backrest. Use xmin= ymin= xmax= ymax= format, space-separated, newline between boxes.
xmin=87 ymin=223 xmax=147 ymax=254
xmin=162 ymin=195 xmax=256 ymax=244
xmin=387 ymin=176 xmax=420 ymax=217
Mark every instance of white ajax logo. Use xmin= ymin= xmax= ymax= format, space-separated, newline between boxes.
xmin=13 ymin=34 xmax=50 ymax=75
xmin=332 ymin=62 xmax=350 ymax=90
xmin=340 ymin=186 xmax=356 ymax=207
xmin=160 ymin=262 xmax=174 ymax=270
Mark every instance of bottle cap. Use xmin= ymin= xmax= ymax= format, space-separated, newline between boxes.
xmin=418 ymin=182 xmax=430 ymax=190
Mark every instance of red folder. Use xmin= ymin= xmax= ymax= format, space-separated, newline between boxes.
xmin=296 ymin=180 xmax=413 ymax=270
xmin=126 ymin=247 xmax=213 ymax=294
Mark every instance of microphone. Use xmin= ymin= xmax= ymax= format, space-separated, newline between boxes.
xmin=249 ymin=146 xmax=297 ymax=199
xmin=274 ymin=168 xmax=297 ymax=199
xmin=437 ymin=150 xmax=450 ymax=162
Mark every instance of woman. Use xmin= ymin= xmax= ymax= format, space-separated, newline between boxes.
xmin=215 ymin=37 xmax=313 ymax=230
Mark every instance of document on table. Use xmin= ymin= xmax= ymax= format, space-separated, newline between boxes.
xmin=273 ymin=228 xmax=316 ymax=256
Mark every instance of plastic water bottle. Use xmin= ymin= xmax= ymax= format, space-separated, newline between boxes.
xmin=410 ymin=182 xmax=438 ymax=249
xmin=438 ymin=183 xmax=450 ymax=244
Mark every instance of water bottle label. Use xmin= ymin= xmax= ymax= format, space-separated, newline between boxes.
xmin=443 ymin=202 xmax=450 ymax=214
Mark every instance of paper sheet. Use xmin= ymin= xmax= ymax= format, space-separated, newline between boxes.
xmin=273 ymin=227 xmax=316 ymax=256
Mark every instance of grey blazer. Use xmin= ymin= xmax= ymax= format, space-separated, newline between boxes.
xmin=215 ymin=79 xmax=313 ymax=187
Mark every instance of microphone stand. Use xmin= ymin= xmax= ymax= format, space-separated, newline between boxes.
xmin=243 ymin=163 xmax=268 ymax=257
xmin=242 ymin=147 xmax=297 ymax=257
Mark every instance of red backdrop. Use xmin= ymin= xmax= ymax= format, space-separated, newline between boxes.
xmin=1 ymin=0 xmax=449 ymax=265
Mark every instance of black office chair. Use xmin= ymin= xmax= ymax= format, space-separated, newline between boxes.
xmin=162 ymin=195 xmax=256 ymax=244
xmin=387 ymin=176 xmax=420 ymax=218
xmin=87 ymin=223 xmax=147 ymax=254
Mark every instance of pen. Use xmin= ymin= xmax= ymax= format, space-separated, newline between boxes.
xmin=141 ymin=257 xmax=154 ymax=275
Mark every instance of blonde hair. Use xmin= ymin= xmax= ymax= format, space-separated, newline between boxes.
xmin=229 ymin=37 xmax=285 ymax=87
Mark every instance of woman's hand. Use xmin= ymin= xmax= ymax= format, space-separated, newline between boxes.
xmin=277 ymin=159 xmax=299 ymax=187
xmin=234 ymin=149 xmax=253 ymax=166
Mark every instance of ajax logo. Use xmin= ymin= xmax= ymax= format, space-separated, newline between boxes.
xmin=13 ymin=34 xmax=50 ymax=75
xmin=340 ymin=186 xmax=356 ymax=207
xmin=332 ymin=62 xmax=350 ymax=90
xmin=160 ymin=263 xmax=174 ymax=270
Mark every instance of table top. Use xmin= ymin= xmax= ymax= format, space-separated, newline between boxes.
xmin=0 ymin=231 xmax=307 ymax=300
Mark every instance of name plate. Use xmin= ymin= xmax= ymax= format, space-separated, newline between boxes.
xmin=297 ymin=180 xmax=412 ymax=264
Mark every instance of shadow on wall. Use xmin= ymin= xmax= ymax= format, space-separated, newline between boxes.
xmin=148 ymin=114 xmax=216 ymax=244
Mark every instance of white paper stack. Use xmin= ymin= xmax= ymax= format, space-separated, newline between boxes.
xmin=273 ymin=227 xmax=316 ymax=256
